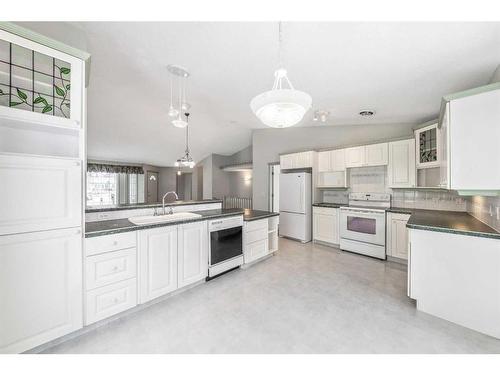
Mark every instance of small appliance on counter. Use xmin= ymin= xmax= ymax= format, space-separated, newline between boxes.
xmin=279 ymin=172 xmax=312 ymax=243
xmin=339 ymin=193 xmax=391 ymax=259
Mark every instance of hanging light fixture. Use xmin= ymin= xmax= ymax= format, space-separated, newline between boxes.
xmin=174 ymin=112 xmax=195 ymax=170
xmin=167 ymin=65 xmax=190 ymax=128
xmin=250 ymin=22 xmax=312 ymax=128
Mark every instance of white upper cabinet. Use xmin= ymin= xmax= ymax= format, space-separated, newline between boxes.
xmin=330 ymin=149 xmax=346 ymax=171
xmin=446 ymin=87 xmax=500 ymax=192
xmin=415 ymin=123 xmax=440 ymax=169
xmin=0 ymin=228 xmax=82 ymax=354
xmin=178 ymin=221 xmax=208 ymax=288
xmin=439 ymin=104 xmax=449 ymax=189
xmin=280 ymin=151 xmax=315 ymax=170
xmin=364 ymin=143 xmax=388 ymax=166
xmin=318 ymin=151 xmax=331 ymax=172
xmin=138 ymin=226 xmax=178 ymax=303
xmin=345 ymin=146 xmax=365 ymax=168
xmin=345 ymin=143 xmax=388 ymax=168
xmin=388 ymin=139 xmax=416 ymax=188
xmin=0 ymin=154 xmax=82 ymax=235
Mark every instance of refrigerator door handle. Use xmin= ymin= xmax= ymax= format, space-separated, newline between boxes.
xmin=299 ymin=180 xmax=304 ymax=212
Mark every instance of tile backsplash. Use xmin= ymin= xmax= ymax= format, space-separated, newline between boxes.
xmin=467 ymin=196 xmax=500 ymax=232
xmin=391 ymin=190 xmax=467 ymax=211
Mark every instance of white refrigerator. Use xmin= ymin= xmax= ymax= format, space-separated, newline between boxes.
xmin=279 ymin=172 xmax=312 ymax=243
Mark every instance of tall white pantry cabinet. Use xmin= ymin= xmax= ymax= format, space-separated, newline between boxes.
xmin=0 ymin=26 xmax=89 ymax=353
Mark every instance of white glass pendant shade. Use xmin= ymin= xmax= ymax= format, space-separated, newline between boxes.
xmin=172 ymin=119 xmax=187 ymax=128
xmin=168 ymin=107 xmax=179 ymax=118
xmin=250 ymin=88 xmax=312 ymax=128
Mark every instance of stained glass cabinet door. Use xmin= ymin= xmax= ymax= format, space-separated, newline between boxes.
xmin=0 ymin=29 xmax=84 ymax=128
xmin=415 ymin=122 xmax=440 ymax=169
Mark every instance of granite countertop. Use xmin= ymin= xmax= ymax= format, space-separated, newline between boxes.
xmin=242 ymin=209 xmax=279 ymax=221
xmin=85 ymin=208 xmax=279 ymax=237
xmin=85 ymin=199 xmax=222 ymax=213
xmin=312 ymin=202 xmax=348 ymax=208
xmin=85 ymin=208 xmax=244 ymax=238
xmin=390 ymin=207 xmax=500 ymax=240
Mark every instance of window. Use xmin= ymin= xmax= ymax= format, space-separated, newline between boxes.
xmin=86 ymin=171 xmax=145 ymax=207
xmin=86 ymin=172 xmax=118 ymax=207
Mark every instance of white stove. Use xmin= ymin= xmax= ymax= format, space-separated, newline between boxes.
xmin=339 ymin=193 xmax=391 ymax=259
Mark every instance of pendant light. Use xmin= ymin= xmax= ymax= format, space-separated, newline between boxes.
xmin=174 ymin=112 xmax=195 ymax=170
xmin=167 ymin=65 xmax=190 ymax=128
xmin=250 ymin=22 xmax=312 ymax=128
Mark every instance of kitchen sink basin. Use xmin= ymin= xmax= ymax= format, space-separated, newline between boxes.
xmin=128 ymin=212 xmax=202 ymax=225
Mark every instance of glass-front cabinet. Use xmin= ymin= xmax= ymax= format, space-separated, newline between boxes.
xmin=415 ymin=122 xmax=440 ymax=168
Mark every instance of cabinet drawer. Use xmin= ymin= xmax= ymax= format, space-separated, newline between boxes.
xmin=313 ymin=207 xmax=337 ymax=215
xmin=245 ymin=227 xmax=268 ymax=244
xmin=245 ymin=218 xmax=268 ymax=232
xmin=86 ymin=232 xmax=137 ymax=256
xmin=86 ymin=248 xmax=137 ymax=290
xmin=244 ymin=239 xmax=268 ymax=263
xmin=85 ymin=278 xmax=137 ymax=325
xmin=391 ymin=213 xmax=411 ymax=221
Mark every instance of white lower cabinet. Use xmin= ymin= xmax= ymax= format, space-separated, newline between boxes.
xmin=386 ymin=213 xmax=411 ymax=260
xmin=0 ymin=228 xmax=83 ymax=354
xmin=138 ymin=225 xmax=178 ymax=304
xmin=243 ymin=217 xmax=279 ymax=264
xmin=178 ymin=221 xmax=208 ymax=288
xmin=85 ymin=279 xmax=137 ymax=325
xmin=313 ymin=207 xmax=339 ymax=245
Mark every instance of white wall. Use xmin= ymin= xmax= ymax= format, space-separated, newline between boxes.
xmin=251 ymin=123 xmax=416 ymax=210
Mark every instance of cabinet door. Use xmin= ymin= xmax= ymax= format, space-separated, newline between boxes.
xmin=415 ymin=123 xmax=440 ymax=169
xmin=388 ymin=139 xmax=416 ymax=188
xmin=318 ymin=151 xmax=331 ymax=172
xmin=178 ymin=221 xmax=208 ymax=288
xmin=439 ymin=103 xmax=449 ymax=189
xmin=345 ymin=146 xmax=365 ymax=168
xmin=390 ymin=218 xmax=409 ymax=260
xmin=365 ymin=143 xmax=388 ymax=166
xmin=0 ymin=228 xmax=83 ymax=354
xmin=313 ymin=211 xmax=338 ymax=244
xmin=330 ymin=149 xmax=346 ymax=171
xmin=0 ymin=154 xmax=82 ymax=235
xmin=138 ymin=226 xmax=178 ymax=303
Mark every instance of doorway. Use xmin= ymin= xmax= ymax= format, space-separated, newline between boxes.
xmin=268 ymin=163 xmax=280 ymax=212
xmin=146 ymin=171 xmax=159 ymax=203
xmin=176 ymin=172 xmax=193 ymax=201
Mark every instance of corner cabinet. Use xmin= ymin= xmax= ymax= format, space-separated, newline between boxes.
xmin=388 ymin=139 xmax=416 ymax=188
xmin=312 ymin=207 xmax=339 ymax=246
xmin=138 ymin=226 xmax=178 ymax=303
xmin=0 ymin=228 xmax=83 ymax=354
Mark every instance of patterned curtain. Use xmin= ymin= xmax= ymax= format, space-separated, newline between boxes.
xmin=87 ymin=163 xmax=144 ymax=175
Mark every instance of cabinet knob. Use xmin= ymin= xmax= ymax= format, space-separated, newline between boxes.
xmin=113 ymin=241 xmax=118 ymax=246
xmin=113 ymin=266 xmax=119 ymax=271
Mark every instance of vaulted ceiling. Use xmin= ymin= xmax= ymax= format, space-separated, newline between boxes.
xmin=19 ymin=22 xmax=500 ymax=166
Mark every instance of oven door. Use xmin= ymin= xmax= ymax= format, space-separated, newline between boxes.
xmin=209 ymin=226 xmax=243 ymax=266
xmin=340 ymin=209 xmax=385 ymax=246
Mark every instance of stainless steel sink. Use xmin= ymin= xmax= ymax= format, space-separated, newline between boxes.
xmin=128 ymin=212 xmax=202 ymax=225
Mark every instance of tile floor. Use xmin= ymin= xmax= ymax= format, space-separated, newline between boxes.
xmin=42 ymin=239 xmax=500 ymax=353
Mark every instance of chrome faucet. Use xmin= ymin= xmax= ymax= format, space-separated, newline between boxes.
xmin=162 ymin=191 xmax=179 ymax=215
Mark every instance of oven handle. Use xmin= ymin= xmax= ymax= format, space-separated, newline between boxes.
xmin=341 ymin=209 xmax=385 ymax=215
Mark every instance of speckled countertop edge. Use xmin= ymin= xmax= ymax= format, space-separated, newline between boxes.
xmin=85 ymin=199 xmax=223 ymax=213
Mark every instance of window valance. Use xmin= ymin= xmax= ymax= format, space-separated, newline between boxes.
xmin=87 ymin=163 xmax=144 ymax=175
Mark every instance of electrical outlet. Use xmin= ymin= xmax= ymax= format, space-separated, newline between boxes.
xmin=97 ymin=212 xmax=110 ymax=220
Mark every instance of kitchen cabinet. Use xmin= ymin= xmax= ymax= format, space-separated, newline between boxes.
xmin=364 ymin=143 xmax=388 ymax=166
xmin=0 ymin=154 xmax=82 ymax=236
xmin=444 ymin=87 xmax=500 ymax=192
xmin=386 ymin=213 xmax=410 ymax=260
xmin=415 ymin=123 xmax=440 ymax=169
xmin=243 ymin=216 xmax=279 ymax=264
xmin=345 ymin=143 xmax=388 ymax=168
xmin=318 ymin=149 xmax=346 ymax=172
xmin=0 ymin=228 xmax=83 ymax=354
xmin=138 ymin=225 xmax=178 ymax=303
xmin=439 ymin=103 xmax=449 ymax=189
xmin=280 ymin=151 xmax=315 ymax=170
xmin=388 ymin=139 xmax=416 ymax=188
xmin=345 ymin=146 xmax=365 ymax=168
xmin=178 ymin=221 xmax=208 ymax=288
xmin=313 ymin=207 xmax=339 ymax=245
